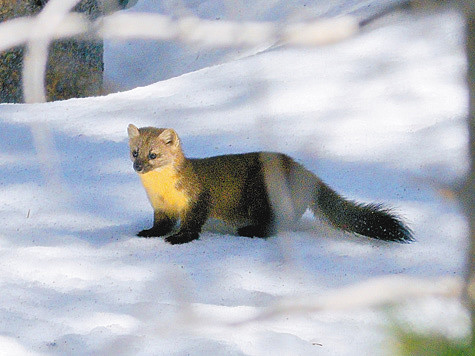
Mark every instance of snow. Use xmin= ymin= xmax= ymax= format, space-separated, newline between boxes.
xmin=0 ymin=2 xmax=470 ymax=355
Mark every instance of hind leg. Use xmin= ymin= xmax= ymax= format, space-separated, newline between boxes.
xmin=237 ymin=200 xmax=275 ymax=238
xmin=237 ymin=224 xmax=272 ymax=238
xmin=238 ymin=193 xmax=305 ymax=237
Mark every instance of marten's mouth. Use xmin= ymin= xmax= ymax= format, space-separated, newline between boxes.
xmin=134 ymin=169 xmax=152 ymax=175
xmin=133 ymin=162 xmax=151 ymax=174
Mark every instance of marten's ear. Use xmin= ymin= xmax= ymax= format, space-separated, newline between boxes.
xmin=127 ymin=124 xmax=140 ymax=139
xmin=159 ymin=129 xmax=180 ymax=147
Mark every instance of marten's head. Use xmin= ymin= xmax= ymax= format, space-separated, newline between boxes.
xmin=127 ymin=124 xmax=183 ymax=174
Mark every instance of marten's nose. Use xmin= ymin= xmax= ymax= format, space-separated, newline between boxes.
xmin=133 ymin=162 xmax=144 ymax=172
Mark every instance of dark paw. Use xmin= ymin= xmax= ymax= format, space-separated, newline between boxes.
xmin=137 ymin=227 xmax=169 ymax=238
xmin=165 ymin=231 xmax=199 ymax=245
xmin=137 ymin=228 xmax=157 ymax=237
xmin=237 ymin=225 xmax=271 ymax=238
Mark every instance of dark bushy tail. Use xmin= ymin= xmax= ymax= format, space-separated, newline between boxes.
xmin=312 ymin=182 xmax=413 ymax=243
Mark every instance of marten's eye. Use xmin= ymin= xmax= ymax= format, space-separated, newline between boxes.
xmin=132 ymin=150 xmax=138 ymax=158
xmin=149 ymin=153 xmax=157 ymax=160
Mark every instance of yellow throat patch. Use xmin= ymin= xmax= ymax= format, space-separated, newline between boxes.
xmin=139 ymin=166 xmax=189 ymax=215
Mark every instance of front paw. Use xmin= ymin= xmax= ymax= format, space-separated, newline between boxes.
xmin=137 ymin=227 xmax=169 ymax=237
xmin=165 ymin=231 xmax=199 ymax=245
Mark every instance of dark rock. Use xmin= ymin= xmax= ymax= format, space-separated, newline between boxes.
xmin=0 ymin=0 xmax=136 ymax=103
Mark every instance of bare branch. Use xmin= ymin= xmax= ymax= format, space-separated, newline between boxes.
xmin=232 ymin=276 xmax=462 ymax=325
xmin=0 ymin=18 xmax=33 ymax=52
xmin=97 ymin=13 xmax=359 ymax=47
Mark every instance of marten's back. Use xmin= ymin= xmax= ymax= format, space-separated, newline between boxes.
xmin=189 ymin=152 xmax=316 ymax=224
xmin=189 ymin=153 xmax=260 ymax=222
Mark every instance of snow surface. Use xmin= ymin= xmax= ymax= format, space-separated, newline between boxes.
xmin=105 ymin=0 xmax=408 ymax=91
xmin=0 ymin=4 xmax=471 ymax=356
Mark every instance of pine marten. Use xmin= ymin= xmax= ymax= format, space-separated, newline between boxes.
xmin=127 ymin=124 xmax=413 ymax=245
